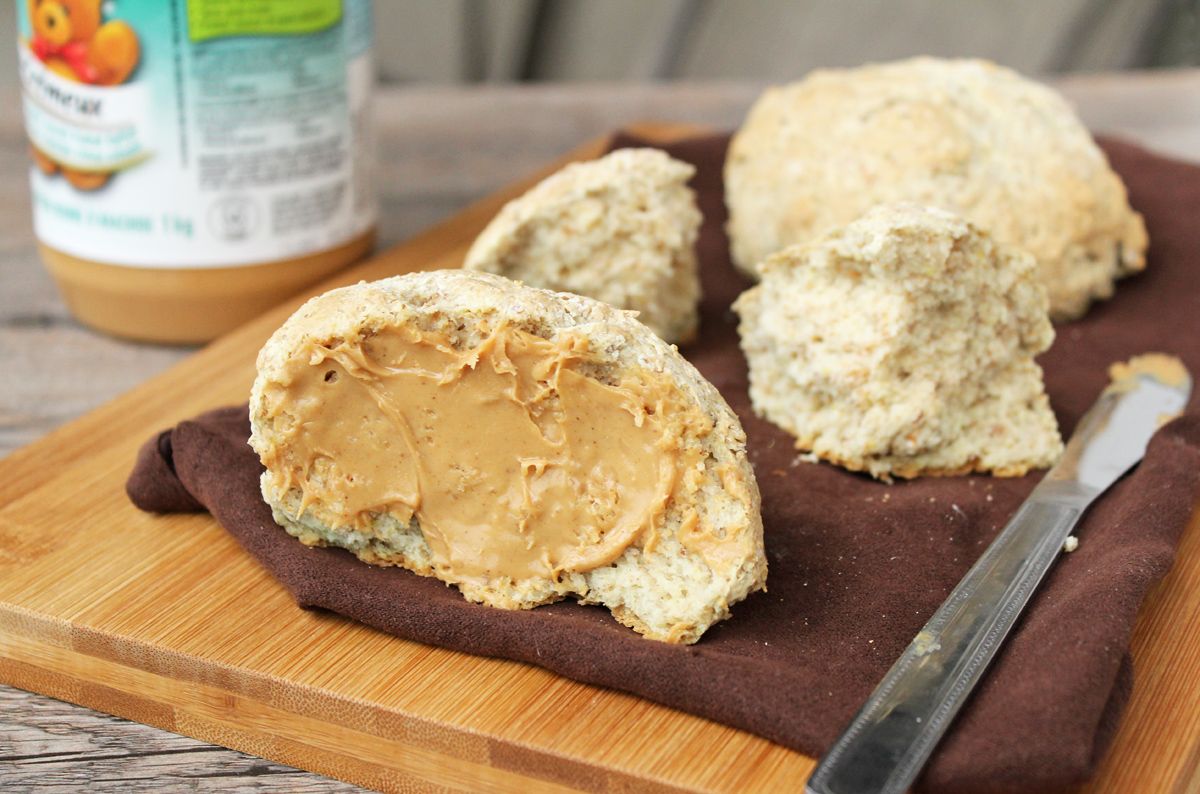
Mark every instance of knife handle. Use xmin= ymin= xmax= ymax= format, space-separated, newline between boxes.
xmin=806 ymin=497 xmax=1083 ymax=794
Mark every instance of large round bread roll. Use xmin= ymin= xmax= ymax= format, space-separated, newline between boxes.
xmin=725 ymin=57 xmax=1147 ymax=320
xmin=250 ymin=270 xmax=766 ymax=643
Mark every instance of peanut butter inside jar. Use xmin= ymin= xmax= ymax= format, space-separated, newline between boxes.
xmin=40 ymin=233 xmax=375 ymax=345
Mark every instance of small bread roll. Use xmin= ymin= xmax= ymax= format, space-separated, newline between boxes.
xmin=725 ymin=57 xmax=1147 ymax=320
xmin=250 ymin=270 xmax=765 ymax=643
xmin=465 ymin=148 xmax=702 ymax=343
xmin=734 ymin=203 xmax=1063 ymax=480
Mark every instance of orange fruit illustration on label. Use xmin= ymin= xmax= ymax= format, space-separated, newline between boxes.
xmin=26 ymin=0 xmax=142 ymax=190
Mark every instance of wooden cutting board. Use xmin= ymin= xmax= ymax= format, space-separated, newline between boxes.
xmin=2 ymin=124 xmax=1199 ymax=794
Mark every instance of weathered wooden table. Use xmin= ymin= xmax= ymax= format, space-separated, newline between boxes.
xmin=2 ymin=73 xmax=1199 ymax=791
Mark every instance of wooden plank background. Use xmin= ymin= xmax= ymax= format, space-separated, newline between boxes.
xmin=2 ymin=73 xmax=1200 ymax=790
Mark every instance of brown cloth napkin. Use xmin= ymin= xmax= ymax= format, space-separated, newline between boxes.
xmin=128 ymin=134 xmax=1200 ymax=794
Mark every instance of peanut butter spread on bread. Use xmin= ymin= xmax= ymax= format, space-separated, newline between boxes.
xmin=249 ymin=269 xmax=767 ymax=643
xmin=256 ymin=322 xmax=729 ymax=585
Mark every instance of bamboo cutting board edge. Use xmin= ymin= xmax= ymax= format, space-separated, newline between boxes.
xmin=1 ymin=123 xmax=1199 ymax=794
xmin=0 ymin=606 xmax=691 ymax=794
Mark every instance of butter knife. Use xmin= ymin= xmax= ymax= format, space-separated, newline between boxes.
xmin=806 ymin=354 xmax=1192 ymax=794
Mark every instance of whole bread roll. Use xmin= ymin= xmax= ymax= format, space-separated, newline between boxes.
xmin=725 ymin=57 xmax=1147 ymax=320
xmin=465 ymin=148 xmax=702 ymax=344
xmin=250 ymin=270 xmax=766 ymax=643
xmin=735 ymin=203 xmax=1063 ymax=480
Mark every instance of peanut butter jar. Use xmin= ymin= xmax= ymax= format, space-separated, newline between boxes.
xmin=16 ymin=0 xmax=377 ymax=343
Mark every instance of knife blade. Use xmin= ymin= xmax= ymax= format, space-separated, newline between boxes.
xmin=805 ymin=354 xmax=1192 ymax=794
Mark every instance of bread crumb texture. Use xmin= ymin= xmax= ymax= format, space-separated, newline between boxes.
xmin=465 ymin=148 xmax=703 ymax=343
xmin=250 ymin=270 xmax=765 ymax=643
xmin=725 ymin=57 xmax=1147 ymax=320
xmin=734 ymin=203 xmax=1064 ymax=480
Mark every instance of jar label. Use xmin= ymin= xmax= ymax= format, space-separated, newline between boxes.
xmin=187 ymin=0 xmax=343 ymax=42
xmin=17 ymin=0 xmax=376 ymax=268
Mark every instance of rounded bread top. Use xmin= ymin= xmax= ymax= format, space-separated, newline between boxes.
xmin=465 ymin=148 xmax=702 ymax=342
xmin=725 ymin=57 xmax=1147 ymax=319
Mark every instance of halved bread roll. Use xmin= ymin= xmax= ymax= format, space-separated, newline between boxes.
xmin=250 ymin=270 xmax=766 ymax=643
xmin=465 ymin=148 xmax=703 ymax=344
xmin=735 ymin=203 xmax=1063 ymax=480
